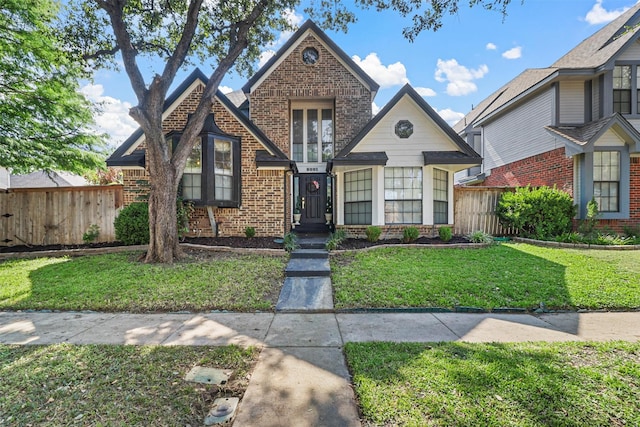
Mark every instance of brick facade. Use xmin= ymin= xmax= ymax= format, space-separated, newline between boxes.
xmin=249 ymin=33 xmax=373 ymax=155
xmin=122 ymin=83 xmax=287 ymax=237
xmin=482 ymin=148 xmax=574 ymax=196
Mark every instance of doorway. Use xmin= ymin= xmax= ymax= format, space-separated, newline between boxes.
xmin=295 ymin=173 xmax=328 ymax=227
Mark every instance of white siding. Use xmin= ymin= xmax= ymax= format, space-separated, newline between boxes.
xmin=483 ymin=88 xmax=556 ymax=172
xmin=594 ymin=128 xmax=626 ymax=147
xmin=617 ymin=39 xmax=640 ymax=60
xmin=353 ymin=96 xmax=458 ymax=167
xmin=559 ymin=81 xmax=584 ymax=123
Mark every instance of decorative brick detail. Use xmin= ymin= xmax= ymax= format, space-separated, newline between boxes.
xmin=482 ymin=148 xmax=574 ymax=195
xmin=248 ymin=33 xmax=373 ymax=155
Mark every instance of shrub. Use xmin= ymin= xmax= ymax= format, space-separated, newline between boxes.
xmin=622 ymin=224 xmax=640 ymax=238
xmin=496 ymin=186 xmax=576 ymax=239
xmin=82 ymin=224 xmax=100 ymax=243
xmin=114 ymin=202 xmax=150 ymax=245
xmin=467 ymin=230 xmax=493 ymax=244
xmin=245 ymin=226 xmax=256 ymax=238
xmin=438 ymin=226 xmax=452 ymax=242
xmin=578 ymin=197 xmax=599 ymax=237
xmin=365 ymin=226 xmax=382 ymax=242
xmin=176 ymin=198 xmax=194 ymax=239
xmin=283 ymin=232 xmax=298 ymax=252
xmin=402 ymin=226 xmax=420 ymax=243
xmin=326 ymin=229 xmax=347 ymax=251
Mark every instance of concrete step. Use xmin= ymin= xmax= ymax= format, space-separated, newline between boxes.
xmin=276 ymin=277 xmax=334 ymax=311
xmin=290 ymin=249 xmax=328 ymax=259
xmin=285 ymin=258 xmax=330 ymax=277
xmin=296 ymin=236 xmax=328 ymax=250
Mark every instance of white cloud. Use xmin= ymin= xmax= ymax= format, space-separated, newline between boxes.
xmin=372 ymin=102 xmax=381 ymax=116
xmin=258 ymin=50 xmax=276 ymax=68
xmin=486 ymin=42 xmax=497 ymax=50
xmin=219 ymin=85 xmax=234 ymax=94
xmin=81 ymin=84 xmax=138 ymax=149
xmin=436 ymin=108 xmax=465 ymax=126
xmin=502 ymin=46 xmax=522 ymax=60
xmin=434 ymin=59 xmax=488 ymax=96
xmin=415 ymin=87 xmax=437 ymax=97
xmin=584 ymin=0 xmax=629 ymax=25
xmin=352 ymin=53 xmax=409 ymax=88
xmin=272 ymin=9 xmax=305 ymax=47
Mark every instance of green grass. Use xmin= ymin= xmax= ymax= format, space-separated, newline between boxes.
xmin=0 ymin=344 xmax=258 ymax=426
xmin=345 ymin=341 xmax=640 ymax=427
xmin=0 ymin=251 xmax=286 ymax=312
xmin=331 ymin=243 xmax=640 ymax=310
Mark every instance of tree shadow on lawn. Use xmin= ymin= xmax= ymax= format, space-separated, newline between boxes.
xmin=345 ymin=341 xmax=639 ymax=427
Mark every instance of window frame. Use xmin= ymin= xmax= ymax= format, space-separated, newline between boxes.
xmin=344 ymin=168 xmax=372 ymax=225
xmin=291 ymin=101 xmax=334 ymax=164
xmin=433 ymin=168 xmax=449 ymax=225
xmin=593 ymin=151 xmax=620 ymax=213
xmin=170 ymin=130 xmax=241 ymax=208
xmin=384 ymin=167 xmax=423 ymax=225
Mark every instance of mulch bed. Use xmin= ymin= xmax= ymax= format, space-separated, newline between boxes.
xmin=0 ymin=235 xmax=471 ymax=253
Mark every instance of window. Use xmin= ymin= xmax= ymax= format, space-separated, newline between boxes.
xmin=344 ymin=169 xmax=372 ymax=225
xmin=183 ymin=143 xmax=202 ymax=200
xmin=214 ymin=140 xmax=233 ymax=201
xmin=291 ymin=104 xmax=333 ymax=163
xmin=613 ymin=65 xmax=631 ymax=114
xmin=384 ymin=167 xmax=422 ymax=224
xmin=433 ymin=168 xmax=449 ymax=224
xmin=593 ymin=151 xmax=620 ymax=212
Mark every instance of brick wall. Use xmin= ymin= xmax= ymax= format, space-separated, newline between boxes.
xmin=249 ymin=33 xmax=373 ymax=155
xmin=121 ymin=83 xmax=288 ymax=237
xmin=482 ymin=148 xmax=574 ymax=195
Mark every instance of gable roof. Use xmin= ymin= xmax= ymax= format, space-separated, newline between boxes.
xmin=242 ymin=20 xmax=379 ymax=95
xmin=454 ymin=3 xmax=640 ymax=133
xmin=107 ymin=69 xmax=288 ymax=167
xmin=330 ymin=84 xmax=481 ymax=170
xmin=545 ymin=113 xmax=640 ymax=156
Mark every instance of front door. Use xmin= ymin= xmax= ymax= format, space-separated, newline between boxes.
xmin=299 ymin=173 xmax=326 ymax=224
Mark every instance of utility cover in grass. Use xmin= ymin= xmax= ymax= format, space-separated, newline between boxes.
xmin=204 ymin=397 xmax=239 ymax=425
xmin=184 ymin=366 xmax=230 ymax=385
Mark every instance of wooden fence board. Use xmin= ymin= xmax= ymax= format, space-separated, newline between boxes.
xmin=454 ymin=186 xmax=517 ymax=236
xmin=0 ymin=185 xmax=123 ymax=247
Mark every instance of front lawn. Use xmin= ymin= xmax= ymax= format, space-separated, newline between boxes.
xmin=345 ymin=341 xmax=640 ymax=426
xmin=0 ymin=250 xmax=286 ymax=312
xmin=0 ymin=344 xmax=258 ymax=426
xmin=331 ymin=243 xmax=640 ymax=310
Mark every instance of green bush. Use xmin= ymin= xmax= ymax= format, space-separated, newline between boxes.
xmin=283 ymin=232 xmax=298 ymax=252
xmin=245 ymin=226 xmax=256 ymax=238
xmin=82 ymin=224 xmax=100 ymax=243
xmin=114 ymin=202 xmax=150 ymax=245
xmin=365 ymin=226 xmax=382 ymax=242
xmin=438 ymin=226 xmax=452 ymax=242
xmin=467 ymin=230 xmax=493 ymax=244
xmin=402 ymin=226 xmax=420 ymax=243
xmin=326 ymin=229 xmax=347 ymax=251
xmin=496 ymin=186 xmax=576 ymax=239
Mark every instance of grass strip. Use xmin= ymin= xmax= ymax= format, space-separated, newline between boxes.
xmin=0 ymin=250 xmax=286 ymax=312
xmin=331 ymin=243 xmax=640 ymax=310
xmin=345 ymin=341 xmax=640 ymax=427
xmin=0 ymin=344 xmax=259 ymax=426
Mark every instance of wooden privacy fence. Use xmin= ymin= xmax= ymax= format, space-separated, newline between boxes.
xmin=454 ymin=186 xmax=517 ymax=236
xmin=0 ymin=185 xmax=123 ymax=247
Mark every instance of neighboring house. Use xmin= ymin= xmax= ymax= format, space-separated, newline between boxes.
xmin=455 ymin=4 xmax=640 ymax=230
xmin=107 ymin=20 xmax=480 ymax=237
xmin=7 ymin=171 xmax=89 ymax=188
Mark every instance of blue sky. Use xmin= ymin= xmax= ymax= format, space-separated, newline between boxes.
xmin=83 ymin=0 xmax=640 ymax=149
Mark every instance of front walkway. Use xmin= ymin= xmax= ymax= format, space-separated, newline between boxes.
xmin=2 ymin=310 xmax=640 ymax=426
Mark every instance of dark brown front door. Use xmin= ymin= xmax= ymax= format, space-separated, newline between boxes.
xmin=299 ymin=174 xmax=326 ymax=224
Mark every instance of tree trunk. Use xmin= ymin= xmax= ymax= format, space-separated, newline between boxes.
xmin=145 ymin=150 xmax=182 ymax=264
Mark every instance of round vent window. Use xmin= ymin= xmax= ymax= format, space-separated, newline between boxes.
xmin=395 ymin=120 xmax=413 ymax=138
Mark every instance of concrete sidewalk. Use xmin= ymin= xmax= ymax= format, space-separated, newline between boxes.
xmin=2 ymin=310 xmax=640 ymax=426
